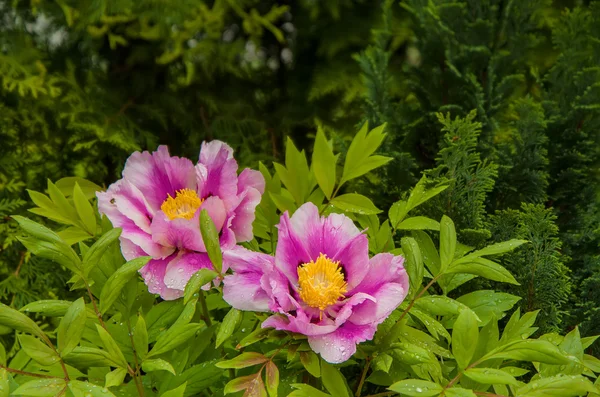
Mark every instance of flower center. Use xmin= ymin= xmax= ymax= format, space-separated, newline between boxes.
xmin=160 ymin=189 xmax=203 ymax=220
xmin=297 ymin=253 xmax=348 ymax=313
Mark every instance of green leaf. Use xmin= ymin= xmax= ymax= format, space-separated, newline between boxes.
xmin=82 ymin=228 xmax=121 ymax=275
xmin=215 ymin=352 xmax=268 ymax=369
xmin=517 ymin=374 xmax=598 ymax=396
xmin=452 ymin=309 xmax=479 ymax=369
xmin=105 ymin=367 xmax=127 ymax=388
xmin=444 ymin=388 xmax=476 ymax=397
xmin=396 ymin=217 xmax=440 ymax=231
xmin=330 ymin=193 xmax=381 ymax=215
xmin=184 ymin=269 xmax=218 ymax=304
xmin=300 ymin=351 xmax=321 ymax=377
xmin=62 ymin=346 xmax=116 ymax=367
xmin=12 ymin=379 xmax=66 ymax=396
xmin=405 ymin=177 xmax=450 ymax=213
xmin=489 ymin=340 xmax=571 ymax=364
xmin=289 ymin=384 xmax=331 ymax=397
xmin=389 ymin=200 xmax=408 ymax=228
xmin=73 ymin=183 xmax=96 ymax=234
xmin=13 ymin=216 xmax=81 ymax=274
xmin=142 ymin=358 xmax=176 ymax=375
xmin=0 ymin=340 xmax=5 ymax=366
xmin=133 ymin=315 xmax=148 ymax=361
xmin=320 ymin=360 xmax=350 ymax=397
xmin=265 ymin=361 xmax=279 ymax=397
xmin=237 ymin=327 xmax=269 ymax=348
xmin=96 ymin=324 xmax=128 ymax=368
xmin=148 ymin=323 xmax=202 ymax=358
xmin=457 ymin=291 xmax=521 ymax=325
xmin=47 ymin=180 xmax=78 ymax=222
xmin=18 ymin=334 xmax=59 ymax=366
xmin=447 ymin=257 xmax=519 ymax=285
xmin=312 ymin=127 xmax=338 ymax=199
xmin=401 ymin=237 xmax=423 ymax=295
xmin=463 ymin=239 xmax=528 ymax=258
xmin=224 ymin=375 xmax=258 ymax=394
xmin=216 ymin=308 xmax=242 ymax=348
xmin=341 ymin=122 xmax=391 ymax=186
xmin=439 ymin=215 xmax=456 ymax=272
xmin=412 ymin=230 xmax=441 ymax=276
xmin=55 ymin=177 xmax=102 ymax=200
xmin=68 ymin=380 xmax=116 ymax=397
xmin=388 ymin=379 xmax=443 ymax=396
xmin=200 ymin=209 xmax=223 ymax=273
xmin=57 ymin=298 xmax=86 ymax=357
xmin=463 ymin=368 xmax=518 ymax=385
xmin=99 ymin=256 xmax=150 ymax=314
xmin=0 ymin=303 xmax=46 ymax=339
xmin=414 ymin=296 xmax=480 ymax=321
xmin=161 ymin=383 xmax=187 ymax=397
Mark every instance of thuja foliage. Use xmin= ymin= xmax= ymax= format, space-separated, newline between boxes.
xmin=1 ymin=127 xmax=599 ymax=397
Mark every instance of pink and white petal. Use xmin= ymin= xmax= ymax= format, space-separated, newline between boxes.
xmin=97 ymin=179 xmax=153 ymax=233
xmin=160 ymin=149 xmax=197 ymax=193
xmin=349 ymin=282 xmax=408 ymax=326
xmin=119 ymin=237 xmax=148 ymax=261
xmin=261 ymin=269 xmax=296 ymax=313
xmin=201 ymin=196 xmax=227 ymax=232
xmin=223 ymin=272 xmax=271 ymax=312
xmin=238 ymin=168 xmax=266 ymax=195
xmin=151 ymin=210 xmax=205 ymax=252
xmin=275 ymin=211 xmax=312 ymax=285
xmin=198 ymin=140 xmax=239 ymax=208
xmin=230 ymin=187 xmax=262 ymax=242
xmin=262 ymin=310 xmax=338 ymax=337
xmin=331 ymin=233 xmax=370 ymax=292
xmin=122 ymin=147 xmax=173 ymax=212
xmin=355 ymin=254 xmax=408 ymax=295
xmin=163 ymin=251 xmax=214 ymax=291
xmin=330 ymin=292 xmax=376 ymax=326
xmin=287 ymin=202 xmax=324 ymax=259
xmin=308 ymin=323 xmax=377 ymax=364
xmin=122 ymin=226 xmax=174 ymax=259
xmin=223 ymin=246 xmax=275 ymax=274
xmin=139 ymin=255 xmax=182 ymax=300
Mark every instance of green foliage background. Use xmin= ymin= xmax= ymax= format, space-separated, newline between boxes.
xmin=1 ymin=0 xmax=599 ymax=358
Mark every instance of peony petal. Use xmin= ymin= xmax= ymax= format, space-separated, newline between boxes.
xmin=238 ymin=168 xmax=266 ymax=195
xmin=151 ymin=210 xmax=205 ymax=252
xmin=262 ymin=310 xmax=338 ymax=337
xmin=308 ymin=322 xmax=377 ymax=364
xmin=230 ymin=187 xmax=262 ymax=242
xmin=354 ymin=254 xmax=408 ymax=295
xmin=163 ymin=252 xmax=213 ymax=291
xmin=119 ymin=237 xmax=148 ymax=261
xmin=123 ymin=146 xmax=195 ymax=212
xmin=223 ymin=246 xmax=274 ymax=274
xmin=201 ymin=196 xmax=227 ymax=232
xmin=139 ymin=255 xmax=183 ymax=300
xmin=349 ymin=283 xmax=408 ymax=326
xmin=330 ymin=292 xmax=376 ymax=326
xmin=97 ymin=179 xmax=153 ymax=233
xmin=198 ymin=140 xmax=239 ymax=209
xmin=275 ymin=210 xmax=312 ymax=285
xmin=223 ymin=272 xmax=271 ymax=312
xmin=331 ymin=232 xmax=370 ymax=292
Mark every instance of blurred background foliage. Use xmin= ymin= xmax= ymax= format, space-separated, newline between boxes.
xmin=1 ymin=0 xmax=599 ymax=349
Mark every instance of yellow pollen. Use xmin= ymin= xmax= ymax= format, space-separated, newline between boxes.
xmin=160 ymin=189 xmax=203 ymax=220
xmin=297 ymin=253 xmax=348 ymax=315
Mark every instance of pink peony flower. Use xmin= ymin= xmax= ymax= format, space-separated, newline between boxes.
xmin=97 ymin=141 xmax=264 ymax=300
xmin=222 ymin=202 xmax=409 ymax=363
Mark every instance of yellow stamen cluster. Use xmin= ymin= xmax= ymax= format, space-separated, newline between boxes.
xmin=297 ymin=253 xmax=348 ymax=313
xmin=160 ymin=189 xmax=203 ymax=220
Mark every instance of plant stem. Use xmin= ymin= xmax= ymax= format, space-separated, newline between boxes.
xmin=198 ymin=290 xmax=212 ymax=327
xmin=126 ymin=318 xmax=145 ymax=397
xmin=396 ymin=275 xmax=439 ymax=325
xmin=0 ymin=365 xmax=59 ymax=379
xmin=355 ymin=357 xmax=371 ymax=397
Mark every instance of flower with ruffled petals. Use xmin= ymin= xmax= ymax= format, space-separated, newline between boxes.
xmin=97 ymin=141 xmax=264 ymax=300
xmin=222 ymin=202 xmax=409 ymax=363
